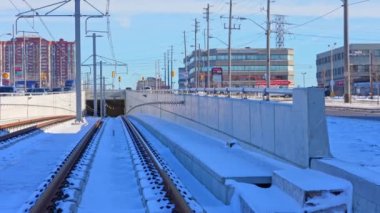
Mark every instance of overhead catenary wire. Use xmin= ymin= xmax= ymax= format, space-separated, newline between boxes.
xmin=8 ymin=0 xmax=37 ymax=31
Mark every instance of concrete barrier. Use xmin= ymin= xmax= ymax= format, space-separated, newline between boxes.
xmin=311 ymin=159 xmax=380 ymax=213
xmin=0 ymin=92 xmax=85 ymax=122
xmin=125 ymin=88 xmax=331 ymax=168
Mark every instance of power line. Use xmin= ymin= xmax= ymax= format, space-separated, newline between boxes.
xmin=289 ymin=5 xmax=342 ymax=30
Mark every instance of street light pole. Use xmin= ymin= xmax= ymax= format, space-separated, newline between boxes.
xmin=328 ymin=42 xmax=336 ymax=97
xmin=369 ymin=51 xmax=373 ymax=99
xmin=301 ymin=72 xmax=306 ymax=88
xmin=0 ymin=32 xmax=12 ymax=86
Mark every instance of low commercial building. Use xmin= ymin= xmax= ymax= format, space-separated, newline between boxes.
xmin=316 ymin=44 xmax=380 ymax=96
xmin=182 ymin=48 xmax=294 ymax=88
xmin=136 ymin=77 xmax=165 ymax=90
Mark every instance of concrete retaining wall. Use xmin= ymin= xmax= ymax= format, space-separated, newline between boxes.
xmin=0 ymin=92 xmax=85 ymax=122
xmin=126 ymin=88 xmax=331 ymax=168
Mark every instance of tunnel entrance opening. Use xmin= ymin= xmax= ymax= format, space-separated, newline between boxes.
xmin=86 ymin=99 xmax=125 ymax=117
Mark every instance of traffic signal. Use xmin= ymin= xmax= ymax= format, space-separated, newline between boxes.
xmin=118 ymin=76 xmax=121 ymax=82
xmin=171 ymin=70 xmax=175 ymax=78
xmin=112 ymin=71 xmax=116 ymax=78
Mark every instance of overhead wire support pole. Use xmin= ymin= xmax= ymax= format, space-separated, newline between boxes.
xmin=93 ymin=34 xmax=97 ymax=117
xmin=100 ymin=60 xmax=103 ymax=118
xmin=15 ymin=0 xmax=108 ymax=123
xmin=74 ymin=0 xmax=82 ymax=122
xmin=204 ymin=4 xmax=210 ymax=88
xmin=86 ymin=33 xmax=102 ymax=117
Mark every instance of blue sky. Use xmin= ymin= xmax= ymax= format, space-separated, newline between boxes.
xmin=1 ymin=0 xmax=380 ymax=88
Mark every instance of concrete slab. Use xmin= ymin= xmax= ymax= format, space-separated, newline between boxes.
xmin=131 ymin=115 xmax=292 ymax=204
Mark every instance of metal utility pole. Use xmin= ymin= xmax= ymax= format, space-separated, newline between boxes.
xmin=164 ymin=52 xmax=167 ymax=88
xmin=75 ymin=0 xmax=82 ymax=122
xmin=227 ymin=0 xmax=233 ymax=88
xmin=301 ymin=72 xmax=306 ymax=87
xmin=167 ymin=49 xmax=170 ymax=89
xmin=91 ymin=33 xmax=98 ymax=117
xmin=102 ymin=76 xmax=106 ymax=116
xmin=23 ymin=31 xmax=26 ymax=90
xmin=204 ymin=4 xmax=210 ymax=88
xmin=222 ymin=0 xmax=240 ymax=88
xmin=266 ymin=0 xmax=271 ymax=90
xmin=343 ymin=0 xmax=351 ymax=103
xmin=99 ymin=60 xmax=103 ymax=118
xmin=170 ymin=45 xmax=173 ymax=89
xmin=183 ymin=31 xmax=188 ymax=88
xmin=194 ymin=18 xmax=199 ymax=88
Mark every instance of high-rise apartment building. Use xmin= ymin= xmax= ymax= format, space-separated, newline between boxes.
xmin=0 ymin=36 xmax=75 ymax=88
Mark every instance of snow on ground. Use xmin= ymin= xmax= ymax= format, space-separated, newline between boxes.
xmin=131 ymin=115 xmax=352 ymax=212
xmin=78 ymin=117 xmax=144 ymax=212
xmin=0 ymin=117 xmax=97 ymax=212
xmin=130 ymin=117 xmax=231 ymax=213
xmin=327 ymin=116 xmax=380 ymax=174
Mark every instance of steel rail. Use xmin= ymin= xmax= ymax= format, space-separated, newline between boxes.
xmin=0 ymin=115 xmax=71 ymax=130
xmin=29 ymin=120 xmax=102 ymax=213
xmin=122 ymin=116 xmax=201 ymax=213
xmin=0 ymin=115 xmax=75 ymax=142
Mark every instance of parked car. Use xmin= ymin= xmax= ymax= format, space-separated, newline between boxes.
xmin=0 ymin=86 xmax=15 ymax=96
xmin=26 ymin=88 xmax=49 ymax=95
xmin=51 ymin=87 xmax=64 ymax=92
xmin=0 ymin=86 xmax=15 ymax=93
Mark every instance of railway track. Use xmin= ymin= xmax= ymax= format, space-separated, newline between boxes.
xmin=122 ymin=116 xmax=203 ymax=213
xmin=20 ymin=120 xmax=103 ymax=212
xmin=0 ymin=115 xmax=75 ymax=142
xmin=19 ymin=117 xmax=203 ymax=212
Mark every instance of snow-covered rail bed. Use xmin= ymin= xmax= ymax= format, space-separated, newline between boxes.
xmin=0 ymin=117 xmax=98 ymax=212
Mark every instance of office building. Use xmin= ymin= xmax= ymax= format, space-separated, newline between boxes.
xmin=316 ymin=44 xmax=380 ymax=96
xmin=136 ymin=77 xmax=165 ymax=90
xmin=182 ymin=48 xmax=294 ymax=88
